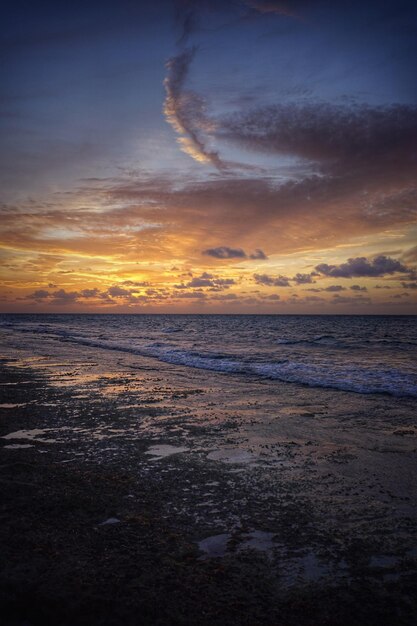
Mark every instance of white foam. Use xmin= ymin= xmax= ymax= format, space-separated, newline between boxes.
xmin=207 ymin=448 xmax=256 ymax=464
xmin=0 ymin=403 xmax=27 ymax=408
xmin=198 ymin=533 xmax=231 ymax=558
xmin=2 ymin=428 xmax=57 ymax=443
xmin=99 ymin=517 xmax=121 ymax=526
xmin=145 ymin=444 xmax=189 ymax=459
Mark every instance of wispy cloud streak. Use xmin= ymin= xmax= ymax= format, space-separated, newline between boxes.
xmin=244 ymin=1 xmax=299 ymax=18
xmin=163 ymin=47 xmax=225 ymax=169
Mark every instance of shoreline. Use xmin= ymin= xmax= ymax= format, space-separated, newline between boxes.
xmin=1 ymin=340 xmax=417 ymax=625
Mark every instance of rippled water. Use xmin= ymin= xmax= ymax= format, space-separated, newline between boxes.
xmin=1 ymin=314 xmax=416 ymax=397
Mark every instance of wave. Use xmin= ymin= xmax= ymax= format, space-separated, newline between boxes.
xmin=2 ymin=321 xmax=416 ymax=398
xmin=275 ymin=334 xmax=417 ymax=351
xmin=49 ymin=335 xmax=417 ymax=398
xmin=275 ymin=335 xmax=344 ymax=347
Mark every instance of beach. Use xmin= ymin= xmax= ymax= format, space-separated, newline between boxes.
xmin=1 ymin=315 xmax=417 ymax=625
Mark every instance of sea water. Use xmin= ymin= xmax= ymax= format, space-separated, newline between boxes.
xmin=0 ymin=314 xmax=416 ymax=397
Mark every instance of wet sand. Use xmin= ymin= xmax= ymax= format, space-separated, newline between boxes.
xmin=1 ymin=335 xmax=417 ymax=625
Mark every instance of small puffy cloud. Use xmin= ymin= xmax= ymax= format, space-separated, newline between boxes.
xmin=315 ymin=255 xmax=409 ymax=278
xmin=107 ymin=285 xmax=131 ymax=297
xmin=202 ymin=246 xmax=267 ymax=260
xmin=249 ymin=249 xmax=268 ymax=260
xmin=323 ymin=285 xmax=346 ymax=292
xmin=203 ymin=246 xmax=247 ymax=259
xmin=186 ymin=277 xmax=214 ymax=287
xmin=81 ymin=288 xmax=100 ymax=298
xmin=350 ymin=285 xmax=368 ymax=292
xmin=30 ymin=289 xmax=50 ymax=300
xmin=254 ymin=272 xmax=317 ymax=286
xmin=292 ymin=272 xmax=316 ymax=285
xmin=331 ymin=294 xmax=371 ymax=305
xmin=303 ymin=295 xmax=325 ymax=303
xmin=121 ymin=280 xmax=150 ymax=287
xmin=254 ymin=273 xmax=291 ymax=287
xmin=401 ymin=282 xmax=417 ymax=289
xmin=174 ymin=291 xmax=207 ymax=299
xmin=259 ymin=293 xmax=281 ymax=300
xmin=51 ymin=289 xmax=79 ymax=304
xmin=175 ymin=273 xmax=236 ymax=289
xmin=211 ymin=293 xmax=238 ymax=301
xmin=304 ymin=285 xmax=348 ymax=293
xmin=27 ymin=288 xmax=80 ymax=304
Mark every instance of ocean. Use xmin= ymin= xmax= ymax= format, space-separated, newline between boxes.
xmin=1 ymin=314 xmax=416 ymax=397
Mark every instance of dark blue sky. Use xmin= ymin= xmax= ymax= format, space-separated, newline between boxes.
xmin=2 ymin=0 xmax=416 ymax=192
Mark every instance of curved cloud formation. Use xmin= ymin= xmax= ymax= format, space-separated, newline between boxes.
xmin=163 ymin=47 xmax=225 ymax=169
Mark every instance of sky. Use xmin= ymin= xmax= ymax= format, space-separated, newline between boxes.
xmin=1 ymin=0 xmax=417 ymax=314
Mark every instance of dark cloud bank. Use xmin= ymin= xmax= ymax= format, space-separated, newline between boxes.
xmin=253 ymin=255 xmax=414 ymax=288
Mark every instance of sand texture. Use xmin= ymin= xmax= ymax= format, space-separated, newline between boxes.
xmin=0 ymin=337 xmax=416 ymax=625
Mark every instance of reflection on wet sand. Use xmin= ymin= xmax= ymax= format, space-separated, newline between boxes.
xmin=1 ymin=326 xmax=417 ymax=624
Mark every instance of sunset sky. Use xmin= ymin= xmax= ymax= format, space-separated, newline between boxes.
xmin=1 ymin=0 xmax=416 ymax=313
